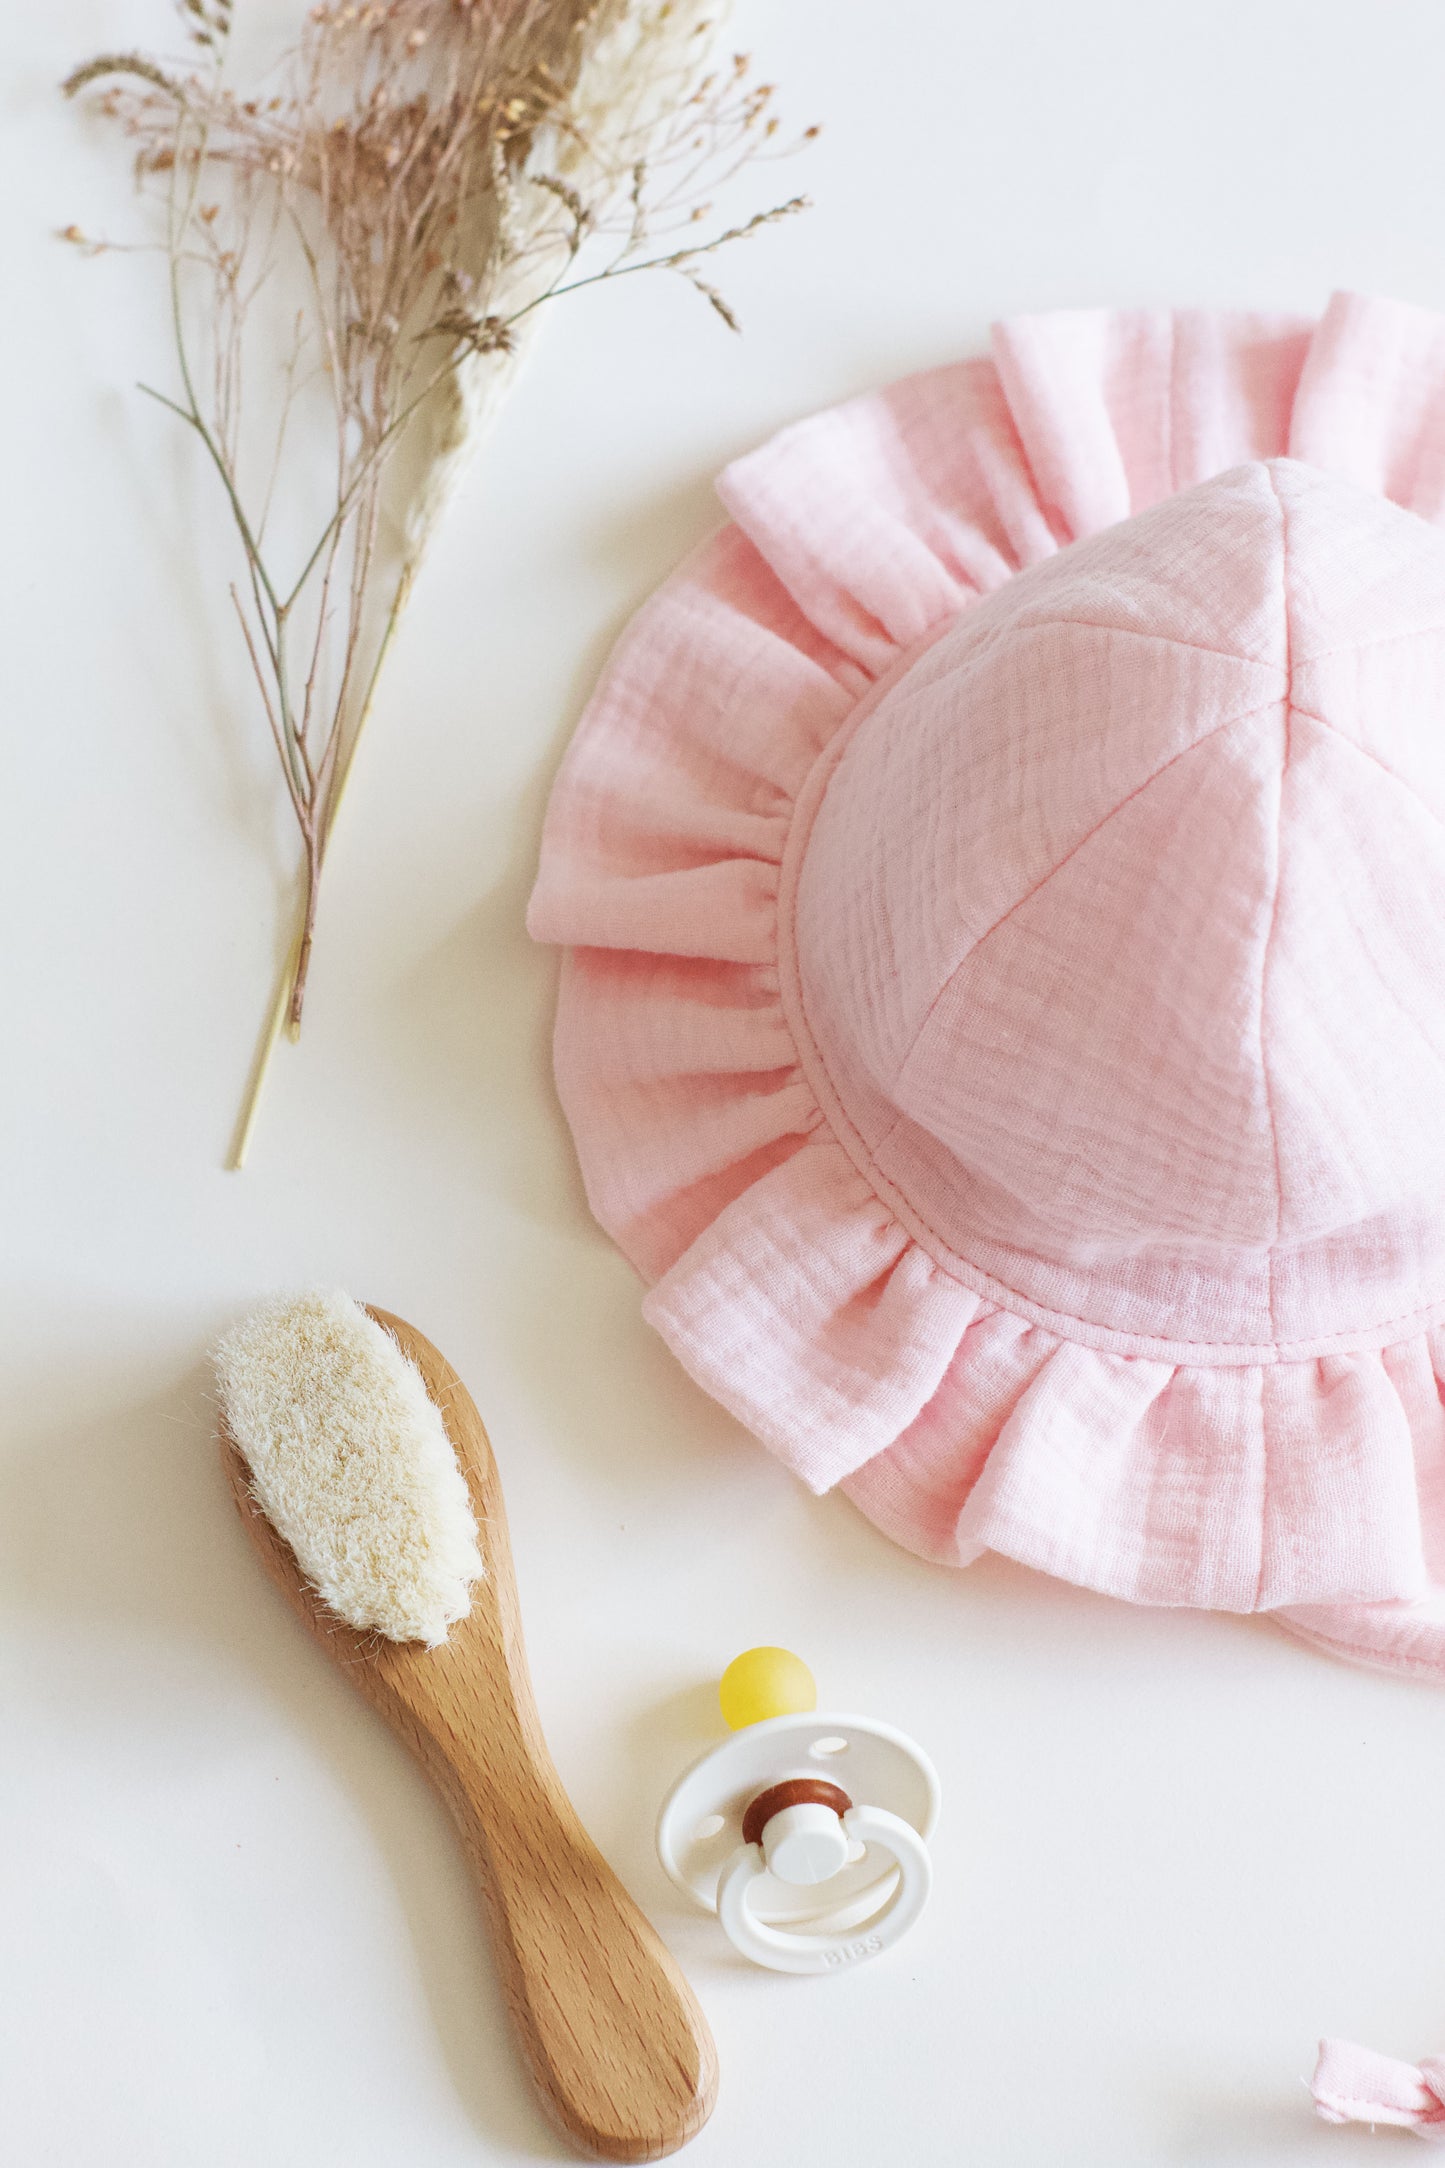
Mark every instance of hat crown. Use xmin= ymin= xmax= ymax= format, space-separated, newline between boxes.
xmin=793 ymin=459 xmax=1445 ymax=1345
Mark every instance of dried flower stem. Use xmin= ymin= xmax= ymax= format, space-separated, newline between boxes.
xmin=229 ymin=555 xmax=415 ymax=1167
xmin=65 ymin=0 xmax=814 ymax=1164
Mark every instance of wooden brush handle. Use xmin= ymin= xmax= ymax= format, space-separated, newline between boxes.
xmin=438 ymin=1708 xmax=716 ymax=2164
xmin=223 ymin=1309 xmax=717 ymax=2162
xmin=395 ymin=1644 xmax=717 ymax=2164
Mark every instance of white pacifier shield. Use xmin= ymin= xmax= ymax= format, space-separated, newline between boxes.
xmin=656 ymin=1712 xmax=939 ymax=1939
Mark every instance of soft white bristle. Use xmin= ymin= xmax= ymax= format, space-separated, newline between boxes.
xmin=216 ymin=1290 xmax=484 ymax=1647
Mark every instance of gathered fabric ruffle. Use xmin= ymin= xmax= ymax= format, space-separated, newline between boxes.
xmin=528 ymin=291 xmax=1445 ymax=1667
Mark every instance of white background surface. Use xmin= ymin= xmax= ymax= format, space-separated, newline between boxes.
xmin=9 ymin=4 xmax=1445 ymax=2163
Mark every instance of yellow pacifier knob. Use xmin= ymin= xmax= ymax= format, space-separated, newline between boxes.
xmin=719 ymin=1647 xmax=817 ymax=1730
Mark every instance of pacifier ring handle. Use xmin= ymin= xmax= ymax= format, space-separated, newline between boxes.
xmin=716 ymin=1804 xmax=933 ymax=1975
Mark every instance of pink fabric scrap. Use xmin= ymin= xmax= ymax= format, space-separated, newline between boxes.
xmin=528 ymin=291 xmax=1445 ymax=1682
xmin=1313 ymin=2038 xmax=1445 ymax=2140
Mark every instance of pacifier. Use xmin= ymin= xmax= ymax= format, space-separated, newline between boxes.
xmin=656 ymin=1648 xmax=940 ymax=1975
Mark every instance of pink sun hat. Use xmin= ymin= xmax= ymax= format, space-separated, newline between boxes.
xmin=528 ymin=289 xmax=1445 ymax=1683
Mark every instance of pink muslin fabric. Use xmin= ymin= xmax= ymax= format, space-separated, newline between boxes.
xmin=528 ymin=291 xmax=1445 ymax=1681
xmin=1313 ymin=2038 xmax=1445 ymax=2139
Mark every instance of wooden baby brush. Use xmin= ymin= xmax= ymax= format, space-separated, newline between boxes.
xmin=217 ymin=1293 xmax=717 ymax=2163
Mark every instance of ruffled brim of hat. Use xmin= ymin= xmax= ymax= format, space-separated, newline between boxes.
xmin=1274 ymin=1591 xmax=1445 ymax=1683
xmin=528 ymin=291 xmax=1445 ymax=1668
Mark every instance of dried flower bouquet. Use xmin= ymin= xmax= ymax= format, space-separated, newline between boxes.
xmin=64 ymin=0 xmax=810 ymax=1163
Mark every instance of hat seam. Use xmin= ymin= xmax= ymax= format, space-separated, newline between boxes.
xmin=1293 ymin=618 xmax=1445 ymax=669
xmin=1003 ymin=613 xmax=1280 ymax=670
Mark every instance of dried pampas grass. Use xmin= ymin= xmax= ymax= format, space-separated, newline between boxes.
xmin=63 ymin=0 xmax=813 ymax=1163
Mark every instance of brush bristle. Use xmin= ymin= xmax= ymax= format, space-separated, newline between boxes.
xmin=216 ymin=1290 xmax=484 ymax=1646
